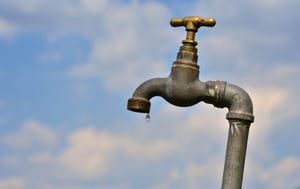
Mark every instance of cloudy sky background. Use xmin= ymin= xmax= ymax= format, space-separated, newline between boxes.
xmin=0 ymin=0 xmax=300 ymax=188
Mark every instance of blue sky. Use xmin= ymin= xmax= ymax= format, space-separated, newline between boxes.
xmin=0 ymin=0 xmax=300 ymax=189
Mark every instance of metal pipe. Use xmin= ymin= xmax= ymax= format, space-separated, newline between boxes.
xmin=127 ymin=16 xmax=254 ymax=188
xmin=222 ymin=119 xmax=250 ymax=189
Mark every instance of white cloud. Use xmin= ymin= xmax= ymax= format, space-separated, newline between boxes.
xmin=68 ymin=1 xmax=176 ymax=91
xmin=1 ymin=86 xmax=298 ymax=188
xmin=245 ymin=156 xmax=300 ymax=189
xmin=264 ymin=157 xmax=300 ymax=189
xmin=0 ymin=19 xmax=17 ymax=39
xmin=2 ymin=119 xmax=57 ymax=149
xmin=149 ymin=158 xmax=224 ymax=189
xmin=59 ymin=126 xmax=178 ymax=178
xmin=59 ymin=128 xmax=112 ymax=177
xmin=191 ymin=0 xmax=300 ymax=82
xmin=1 ymin=0 xmax=299 ymax=91
xmin=0 ymin=0 xmax=176 ymax=91
xmin=9 ymin=1 xmax=190 ymax=93
xmin=0 ymin=177 xmax=26 ymax=189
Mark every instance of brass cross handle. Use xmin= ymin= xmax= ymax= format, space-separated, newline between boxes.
xmin=170 ymin=16 xmax=216 ymax=45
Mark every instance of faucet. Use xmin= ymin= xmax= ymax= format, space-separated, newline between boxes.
xmin=127 ymin=16 xmax=254 ymax=189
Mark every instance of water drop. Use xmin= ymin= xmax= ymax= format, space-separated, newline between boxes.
xmin=145 ymin=113 xmax=150 ymax=122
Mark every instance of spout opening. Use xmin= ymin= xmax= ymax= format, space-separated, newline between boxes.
xmin=127 ymin=97 xmax=150 ymax=113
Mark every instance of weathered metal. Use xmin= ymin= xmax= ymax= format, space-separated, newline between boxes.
xmin=222 ymin=119 xmax=250 ymax=189
xmin=127 ymin=16 xmax=254 ymax=189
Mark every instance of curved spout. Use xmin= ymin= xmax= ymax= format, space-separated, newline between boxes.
xmin=128 ymin=58 xmax=211 ymax=114
xmin=127 ymin=78 xmax=167 ymax=113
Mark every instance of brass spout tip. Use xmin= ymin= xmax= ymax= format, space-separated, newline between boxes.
xmin=127 ymin=97 xmax=150 ymax=113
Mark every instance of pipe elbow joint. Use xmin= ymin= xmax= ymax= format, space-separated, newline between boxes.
xmin=210 ymin=81 xmax=254 ymax=123
xmin=225 ymin=83 xmax=254 ymax=122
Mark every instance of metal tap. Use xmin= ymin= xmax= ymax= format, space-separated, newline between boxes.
xmin=127 ymin=16 xmax=254 ymax=189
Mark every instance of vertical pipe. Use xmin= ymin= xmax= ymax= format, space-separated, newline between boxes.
xmin=221 ymin=119 xmax=250 ymax=189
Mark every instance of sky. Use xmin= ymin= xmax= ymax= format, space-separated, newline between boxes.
xmin=0 ymin=0 xmax=300 ymax=189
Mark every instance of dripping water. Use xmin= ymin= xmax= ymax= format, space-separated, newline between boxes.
xmin=145 ymin=113 xmax=150 ymax=122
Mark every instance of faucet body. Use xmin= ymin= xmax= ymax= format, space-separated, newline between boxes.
xmin=128 ymin=44 xmax=254 ymax=122
xmin=128 ymin=45 xmax=208 ymax=109
xmin=127 ymin=16 xmax=254 ymax=189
